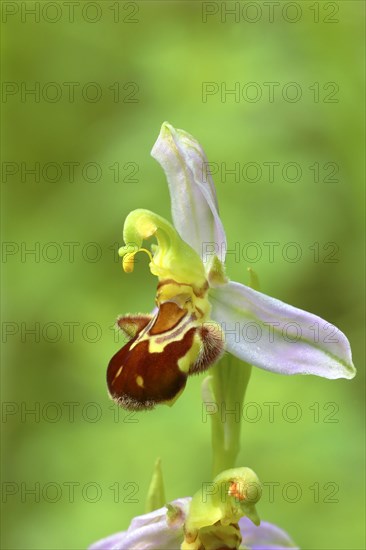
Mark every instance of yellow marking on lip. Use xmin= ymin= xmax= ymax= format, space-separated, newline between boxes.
xmin=177 ymin=333 xmax=202 ymax=374
xmin=136 ymin=375 xmax=144 ymax=388
xmin=112 ymin=365 xmax=124 ymax=385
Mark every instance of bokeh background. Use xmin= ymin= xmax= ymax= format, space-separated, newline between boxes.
xmin=1 ymin=1 xmax=365 ymax=549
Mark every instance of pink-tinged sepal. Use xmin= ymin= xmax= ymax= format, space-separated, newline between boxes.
xmin=209 ymin=281 xmax=356 ymax=380
xmin=151 ymin=122 xmax=227 ymax=263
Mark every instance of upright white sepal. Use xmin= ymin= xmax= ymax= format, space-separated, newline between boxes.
xmin=151 ymin=122 xmax=227 ymax=264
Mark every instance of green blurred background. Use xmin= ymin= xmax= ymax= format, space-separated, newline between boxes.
xmin=1 ymin=1 xmax=365 ymax=549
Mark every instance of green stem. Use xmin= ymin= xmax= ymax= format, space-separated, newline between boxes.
xmin=203 ymin=355 xmax=252 ymax=478
xmin=204 ymin=268 xmax=259 ymax=477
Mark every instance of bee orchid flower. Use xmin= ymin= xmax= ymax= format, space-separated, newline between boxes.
xmin=107 ymin=123 xmax=355 ymax=411
xmin=89 ymin=504 xmax=298 ymax=550
xmin=89 ymin=468 xmax=299 ymax=550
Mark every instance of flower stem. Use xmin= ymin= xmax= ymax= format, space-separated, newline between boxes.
xmin=202 ymin=356 xmax=252 ymax=478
